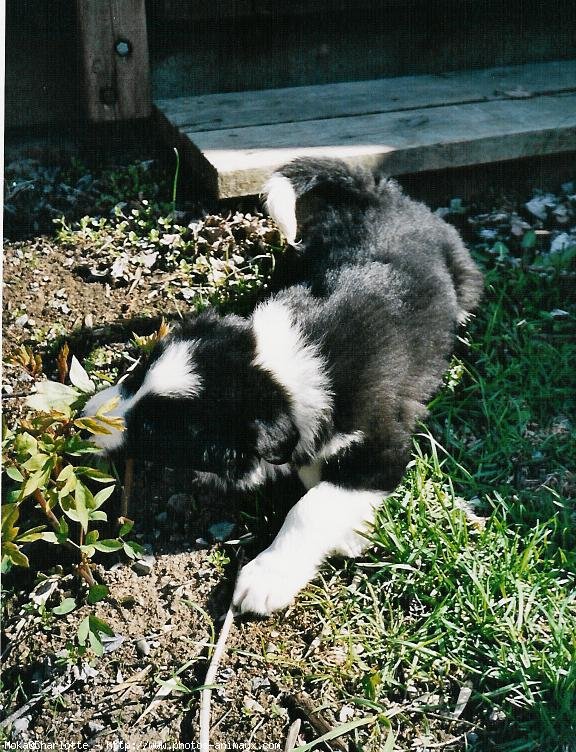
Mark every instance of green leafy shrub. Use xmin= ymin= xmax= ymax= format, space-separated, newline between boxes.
xmin=54 ymin=205 xmax=283 ymax=313
xmin=2 ymin=354 xmax=142 ymax=588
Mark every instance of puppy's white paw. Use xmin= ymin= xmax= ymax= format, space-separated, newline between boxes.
xmin=233 ymin=552 xmax=314 ymax=616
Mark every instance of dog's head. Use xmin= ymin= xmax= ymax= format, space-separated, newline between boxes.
xmin=83 ymin=312 xmax=300 ymax=489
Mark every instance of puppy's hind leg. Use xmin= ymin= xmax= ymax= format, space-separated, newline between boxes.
xmin=233 ymin=482 xmax=386 ymax=616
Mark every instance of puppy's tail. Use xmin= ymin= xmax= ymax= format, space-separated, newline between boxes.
xmin=263 ymin=158 xmax=380 ymax=245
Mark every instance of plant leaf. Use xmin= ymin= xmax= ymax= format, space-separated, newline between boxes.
xmin=89 ymin=511 xmax=108 ymax=522
xmin=52 ymin=597 xmax=77 ymax=616
xmin=93 ymin=539 xmax=123 ymax=553
xmin=26 ymin=381 xmax=79 ymax=414
xmin=521 ymin=229 xmax=537 ymax=250
xmin=75 ymin=467 xmax=115 ymax=483
xmin=1 ymin=504 xmax=20 ymax=543
xmin=87 ymin=584 xmax=109 ymax=604
xmin=92 ymin=485 xmax=115 ymax=509
xmin=69 ymin=356 xmax=96 ymax=393
xmin=22 ymin=452 xmax=51 ymax=472
xmin=123 ymin=540 xmax=144 ymax=559
xmin=77 ymin=616 xmax=90 ymax=646
xmin=16 ymin=525 xmax=48 ymax=543
xmin=21 ymin=464 xmax=52 ymax=499
xmin=119 ymin=518 xmax=134 ymax=537
xmin=2 ymin=542 xmax=29 ymax=568
xmin=88 ymin=630 xmax=104 ymax=656
xmin=5 ymin=466 xmax=24 ymax=482
xmin=89 ymin=615 xmax=115 ymax=637
xmin=85 ymin=529 xmax=99 ymax=545
xmin=74 ymin=482 xmax=92 ymax=533
xmin=292 ymin=714 xmax=379 ymax=752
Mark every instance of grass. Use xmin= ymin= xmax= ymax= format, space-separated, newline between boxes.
xmin=4 ymin=156 xmax=575 ymax=749
xmin=294 ymin=253 xmax=576 ymax=749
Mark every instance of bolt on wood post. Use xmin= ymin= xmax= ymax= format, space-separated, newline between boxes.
xmin=76 ymin=0 xmax=151 ymax=122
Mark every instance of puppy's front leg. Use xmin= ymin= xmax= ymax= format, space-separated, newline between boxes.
xmin=233 ymin=482 xmax=386 ymax=616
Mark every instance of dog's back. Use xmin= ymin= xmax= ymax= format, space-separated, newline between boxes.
xmin=265 ymin=157 xmax=482 ymax=321
xmin=264 ymin=158 xmax=483 ymax=488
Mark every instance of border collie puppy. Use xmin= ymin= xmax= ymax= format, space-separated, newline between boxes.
xmin=84 ymin=158 xmax=482 ymax=616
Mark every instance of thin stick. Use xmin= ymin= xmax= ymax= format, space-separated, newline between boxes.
xmin=286 ymin=693 xmax=349 ymax=752
xmin=199 ymin=551 xmax=244 ymax=752
xmin=284 ymin=718 xmax=302 ymax=752
xmin=121 ymin=457 xmax=134 ymax=518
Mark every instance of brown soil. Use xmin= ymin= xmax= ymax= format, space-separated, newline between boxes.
xmin=1 ymin=230 xmax=369 ymax=752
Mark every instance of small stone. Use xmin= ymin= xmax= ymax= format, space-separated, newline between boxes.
xmin=101 ymin=634 xmax=125 ymax=654
xmin=12 ymin=717 xmax=30 ymax=736
xmin=87 ymin=720 xmax=105 ymax=735
xmin=339 ymin=704 xmax=355 ymax=723
xmin=243 ymin=696 xmax=266 ymax=714
xmin=132 ymin=554 xmax=155 ymax=575
xmin=136 ymin=638 xmax=151 ymax=656
xmin=15 ymin=314 xmax=29 ymax=326
xmin=251 ymin=677 xmax=270 ymax=692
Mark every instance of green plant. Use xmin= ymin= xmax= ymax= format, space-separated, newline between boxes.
xmin=171 ymin=147 xmax=181 ymax=212
xmin=207 ymin=548 xmax=231 ymax=573
xmin=53 ymin=206 xmax=283 ymax=313
xmin=2 ymin=353 xmax=142 ymax=589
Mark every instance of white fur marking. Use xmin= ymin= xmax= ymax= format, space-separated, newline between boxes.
xmin=144 ymin=341 xmax=201 ymax=398
xmin=263 ymin=174 xmax=298 ymax=245
xmin=252 ymin=300 xmax=333 ymax=457
xmin=82 ymin=341 xmax=202 ymax=452
xmin=238 ymin=458 xmax=292 ymax=491
xmin=233 ymin=482 xmax=386 ymax=615
xmin=316 ymin=431 xmax=365 ymax=461
xmin=298 ymin=432 xmax=365 ymax=489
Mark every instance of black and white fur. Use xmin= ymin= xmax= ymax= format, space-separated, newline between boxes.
xmin=84 ymin=158 xmax=482 ymax=616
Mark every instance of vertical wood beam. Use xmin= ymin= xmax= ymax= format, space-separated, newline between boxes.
xmin=76 ymin=0 xmax=151 ymax=122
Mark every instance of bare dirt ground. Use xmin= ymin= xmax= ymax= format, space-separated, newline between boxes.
xmin=2 ymin=158 xmax=386 ymax=751
xmin=1 ymin=207 xmax=326 ymax=751
xmin=3 ymin=153 xmax=575 ymax=751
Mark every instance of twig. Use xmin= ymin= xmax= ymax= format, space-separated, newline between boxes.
xmin=0 ymin=681 xmax=74 ymax=728
xmin=121 ymin=457 xmax=134 ymax=518
xmin=284 ymin=718 xmax=302 ymax=752
xmin=247 ymin=718 xmax=265 ymax=749
xmin=211 ymin=707 xmax=233 ymax=732
xmin=199 ymin=551 xmax=245 ymax=752
xmin=0 ymin=694 xmax=44 ymax=728
xmin=424 ymin=731 xmax=472 ymax=749
xmin=33 ymin=489 xmax=95 ymax=586
xmin=286 ymin=693 xmax=349 ymax=752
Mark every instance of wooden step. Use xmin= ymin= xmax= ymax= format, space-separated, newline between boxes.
xmin=153 ymin=60 xmax=576 ymax=198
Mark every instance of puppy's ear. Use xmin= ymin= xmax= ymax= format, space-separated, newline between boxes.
xmin=254 ymin=413 xmax=299 ymax=464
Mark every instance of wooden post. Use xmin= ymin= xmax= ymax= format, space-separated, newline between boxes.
xmin=76 ymin=0 xmax=151 ymax=122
